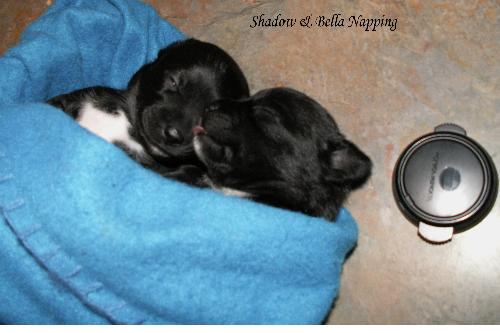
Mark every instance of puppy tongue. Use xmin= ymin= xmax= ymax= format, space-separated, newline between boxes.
xmin=193 ymin=125 xmax=206 ymax=136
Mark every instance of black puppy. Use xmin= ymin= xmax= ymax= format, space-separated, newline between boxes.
xmin=193 ymin=87 xmax=372 ymax=220
xmin=48 ymin=39 xmax=249 ymax=186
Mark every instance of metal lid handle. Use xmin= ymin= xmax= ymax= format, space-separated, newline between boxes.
xmin=418 ymin=222 xmax=453 ymax=243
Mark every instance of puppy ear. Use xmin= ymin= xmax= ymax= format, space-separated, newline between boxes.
xmin=321 ymin=139 xmax=372 ymax=189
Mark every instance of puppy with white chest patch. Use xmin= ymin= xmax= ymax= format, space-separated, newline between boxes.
xmin=48 ymin=39 xmax=249 ymax=186
xmin=193 ymin=87 xmax=372 ymax=220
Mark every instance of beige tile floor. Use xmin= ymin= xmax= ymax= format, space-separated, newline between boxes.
xmin=1 ymin=0 xmax=499 ymax=324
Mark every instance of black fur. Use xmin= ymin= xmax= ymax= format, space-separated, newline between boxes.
xmin=47 ymin=39 xmax=249 ymax=186
xmin=194 ymin=87 xmax=372 ymax=220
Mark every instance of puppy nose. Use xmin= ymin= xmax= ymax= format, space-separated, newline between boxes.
xmin=193 ymin=125 xmax=206 ymax=136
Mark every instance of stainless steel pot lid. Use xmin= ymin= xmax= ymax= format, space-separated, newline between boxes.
xmin=393 ymin=124 xmax=498 ymax=243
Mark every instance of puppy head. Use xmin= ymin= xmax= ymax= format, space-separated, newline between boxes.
xmin=127 ymin=38 xmax=249 ymax=166
xmin=193 ymin=87 xmax=372 ymax=219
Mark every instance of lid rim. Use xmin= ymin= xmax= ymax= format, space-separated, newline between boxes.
xmin=394 ymin=131 xmax=497 ymax=229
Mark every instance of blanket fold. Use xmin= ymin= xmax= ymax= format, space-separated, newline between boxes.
xmin=0 ymin=0 xmax=358 ymax=324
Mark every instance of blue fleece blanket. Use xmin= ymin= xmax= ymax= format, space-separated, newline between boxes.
xmin=0 ymin=0 xmax=358 ymax=324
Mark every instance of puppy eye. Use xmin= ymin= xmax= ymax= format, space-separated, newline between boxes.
xmin=164 ymin=127 xmax=183 ymax=144
xmin=168 ymin=128 xmax=179 ymax=138
xmin=253 ymin=107 xmax=280 ymax=124
xmin=170 ymin=77 xmax=177 ymax=88
xmin=165 ymin=76 xmax=178 ymax=92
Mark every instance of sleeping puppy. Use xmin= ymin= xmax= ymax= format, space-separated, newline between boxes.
xmin=193 ymin=87 xmax=372 ymax=220
xmin=48 ymin=39 xmax=249 ymax=186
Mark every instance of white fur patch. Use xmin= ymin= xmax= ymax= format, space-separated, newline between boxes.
xmin=149 ymin=144 xmax=169 ymax=157
xmin=201 ymin=166 xmax=252 ymax=199
xmin=217 ymin=186 xmax=252 ymax=198
xmin=193 ymin=136 xmax=205 ymax=164
xmin=77 ymin=102 xmax=145 ymax=155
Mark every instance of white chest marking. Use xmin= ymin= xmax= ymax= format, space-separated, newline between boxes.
xmin=77 ymin=102 xmax=145 ymax=155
